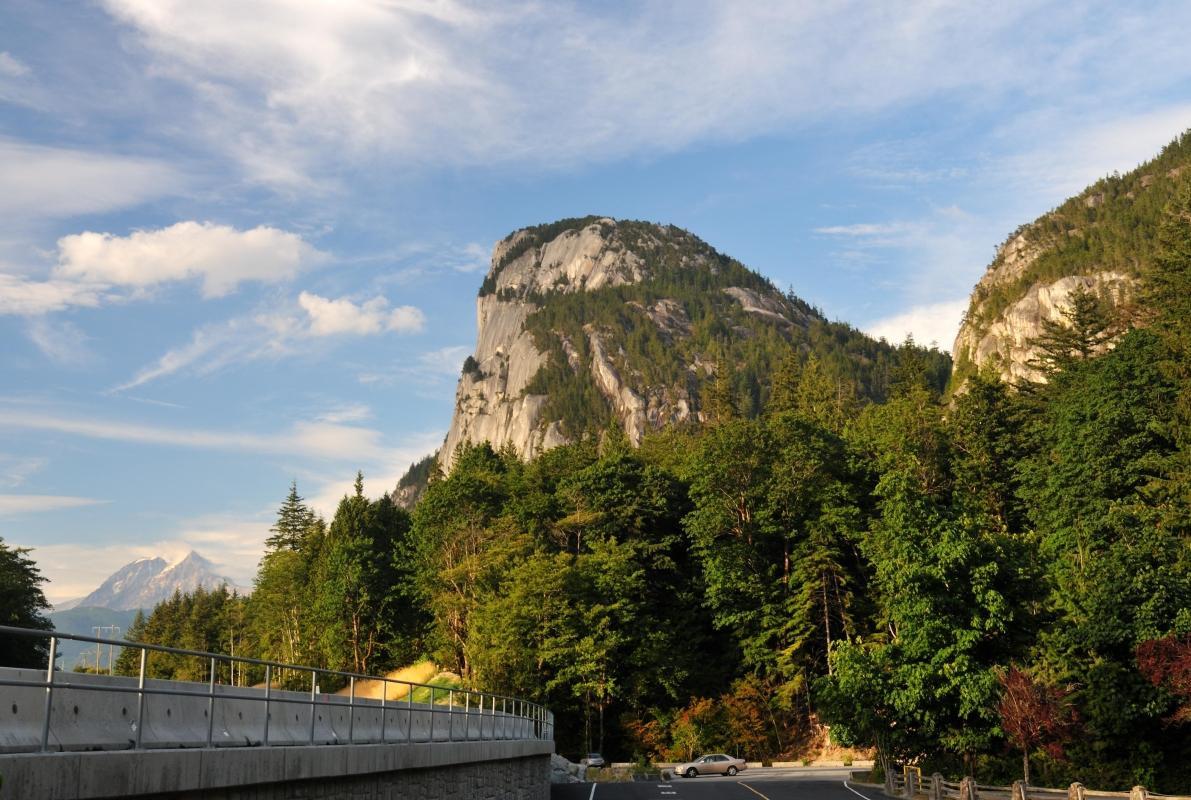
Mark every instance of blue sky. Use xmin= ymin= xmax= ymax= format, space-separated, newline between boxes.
xmin=3 ymin=1 xmax=1191 ymax=602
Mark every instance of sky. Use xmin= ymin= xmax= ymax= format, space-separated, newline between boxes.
xmin=3 ymin=1 xmax=1191 ymax=603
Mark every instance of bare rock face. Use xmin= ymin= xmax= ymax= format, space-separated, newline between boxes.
xmin=435 ymin=217 xmax=802 ymax=471
xmin=951 ymin=130 xmax=1191 ymax=388
xmin=953 ymin=271 xmax=1134 ymax=385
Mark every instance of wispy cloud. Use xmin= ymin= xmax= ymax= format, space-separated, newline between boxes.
xmin=0 ymin=52 xmax=30 ymax=77
xmin=0 ymin=454 xmax=48 ymax=488
xmin=0 ymin=407 xmax=391 ymax=463
xmin=95 ymin=1 xmax=1191 ymax=185
xmin=0 ymin=273 xmax=108 ymax=316
xmin=0 ymin=137 xmax=186 ymax=220
xmin=0 ymin=494 xmax=107 ymax=515
xmin=316 ymin=403 xmax=373 ymax=424
xmin=997 ymin=105 xmax=1191 ymax=202
xmin=117 ymin=291 xmax=426 ymax=390
xmin=814 ymin=222 xmax=917 ymax=238
xmin=25 ymin=318 xmax=95 ymax=366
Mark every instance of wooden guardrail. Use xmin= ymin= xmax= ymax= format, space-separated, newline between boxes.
xmin=867 ymin=768 xmax=1191 ymax=800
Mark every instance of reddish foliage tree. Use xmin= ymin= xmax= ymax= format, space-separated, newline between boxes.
xmin=997 ymin=667 xmax=1080 ymax=785
xmin=1137 ymin=634 xmax=1191 ymax=723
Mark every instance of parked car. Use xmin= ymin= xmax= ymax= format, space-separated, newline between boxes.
xmin=580 ymin=753 xmax=605 ymax=769
xmin=674 ymin=753 xmax=747 ymax=777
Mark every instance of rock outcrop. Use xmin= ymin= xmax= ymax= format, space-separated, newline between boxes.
xmin=953 ymin=268 xmax=1134 ymax=385
xmin=435 ymin=216 xmax=812 ymax=470
xmin=952 ymin=129 xmax=1191 ymax=387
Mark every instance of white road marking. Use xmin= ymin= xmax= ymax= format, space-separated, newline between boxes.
xmin=588 ymin=782 xmax=597 ymax=800
xmin=843 ymin=781 xmax=883 ymax=800
xmin=740 ymin=783 xmax=773 ymax=800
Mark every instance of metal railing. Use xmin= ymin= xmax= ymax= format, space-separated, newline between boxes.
xmin=0 ymin=625 xmax=553 ymax=753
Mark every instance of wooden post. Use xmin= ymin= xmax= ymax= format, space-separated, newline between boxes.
xmin=1012 ymin=781 xmax=1027 ymax=800
xmin=1068 ymin=784 xmax=1086 ymax=800
xmin=1130 ymin=787 xmax=1148 ymax=800
xmin=931 ymin=774 xmax=945 ymax=800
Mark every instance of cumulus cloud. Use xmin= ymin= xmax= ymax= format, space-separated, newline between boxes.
xmin=864 ymin=298 xmax=968 ymax=353
xmin=0 ymin=220 xmax=329 ymax=318
xmin=55 ymin=221 xmax=326 ymax=298
xmin=298 ymin=291 xmax=425 ymax=336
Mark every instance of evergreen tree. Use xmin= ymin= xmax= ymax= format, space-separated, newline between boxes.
xmin=1027 ymin=287 xmax=1116 ymax=378
xmin=266 ymin=481 xmax=316 ymax=551
xmin=0 ymin=538 xmax=53 ymax=668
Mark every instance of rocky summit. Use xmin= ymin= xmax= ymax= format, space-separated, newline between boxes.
xmin=421 ymin=215 xmax=947 ymax=478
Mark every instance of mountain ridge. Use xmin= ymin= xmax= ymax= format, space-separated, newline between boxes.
xmin=59 ymin=551 xmax=247 ymax=612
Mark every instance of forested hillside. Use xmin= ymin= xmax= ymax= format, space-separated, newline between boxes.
xmin=101 ymin=177 xmax=1191 ymax=789
xmin=953 ymin=129 xmax=1191 ymax=386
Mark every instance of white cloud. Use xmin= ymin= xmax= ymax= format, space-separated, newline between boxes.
xmin=0 ymin=494 xmax=106 ymax=515
xmin=998 ymin=105 xmax=1191 ymax=202
xmin=301 ymin=429 xmax=444 ymax=517
xmin=0 ymin=454 xmax=47 ymax=488
xmin=0 ymin=138 xmax=185 ymax=219
xmin=117 ymin=292 xmax=425 ymax=390
xmin=418 ymin=345 xmax=469 ymax=377
xmin=55 ymin=221 xmax=326 ymax=298
xmin=25 ymin=318 xmax=94 ymax=365
xmin=0 ymin=407 xmax=391 ymax=463
xmin=316 ymin=403 xmax=374 ymax=424
xmin=0 ymin=273 xmax=107 ymax=315
xmin=0 ymin=52 xmax=30 ymax=77
xmin=815 ymin=222 xmax=917 ymax=238
xmin=298 ymin=291 xmax=425 ymax=336
xmin=95 ymin=0 xmax=1191 ymax=182
xmin=864 ymin=298 xmax=968 ymax=353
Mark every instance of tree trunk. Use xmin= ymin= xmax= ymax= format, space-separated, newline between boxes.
xmin=1023 ymin=750 xmax=1030 ymax=785
xmin=822 ymin=574 xmax=833 ymax=676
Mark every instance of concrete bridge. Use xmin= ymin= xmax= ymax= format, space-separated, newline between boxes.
xmin=0 ymin=626 xmax=554 ymax=799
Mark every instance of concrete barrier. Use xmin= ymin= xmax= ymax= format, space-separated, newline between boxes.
xmin=1 ymin=667 xmax=543 ymax=754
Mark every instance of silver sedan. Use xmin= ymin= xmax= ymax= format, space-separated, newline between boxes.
xmin=674 ymin=753 xmax=747 ymax=777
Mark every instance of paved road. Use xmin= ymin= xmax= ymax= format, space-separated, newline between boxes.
xmin=552 ymin=766 xmax=884 ymax=800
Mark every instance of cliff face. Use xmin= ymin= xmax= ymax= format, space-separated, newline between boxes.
xmin=441 ymin=217 xmax=796 ymax=465
xmin=403 ymin=215 xmax=950 ymax=489
xmin=952 ymin=130 xmax=1191 ymax=386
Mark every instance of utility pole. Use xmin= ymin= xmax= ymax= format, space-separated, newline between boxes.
xmin=91 ymin=626 xmax=122 ymax=674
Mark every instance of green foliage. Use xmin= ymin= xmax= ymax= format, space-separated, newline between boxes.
xmin=115 ymin=586 xmax=248 ymax=682
xmin=964 ymin=130 xmax=1191 ymax=332
xmin=0 ymin=537 xmax=53 ymax=668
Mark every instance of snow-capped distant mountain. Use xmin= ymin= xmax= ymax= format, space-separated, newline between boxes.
xmin=64 ymin=551 xmax=248 ymax=611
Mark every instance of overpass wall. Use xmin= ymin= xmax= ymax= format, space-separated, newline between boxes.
xmin=0 ymin=739 xmax=552 ymax=799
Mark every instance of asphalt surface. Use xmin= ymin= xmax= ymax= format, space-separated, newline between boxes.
xmin=551 ymin=766 xmax=884 ymax=800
